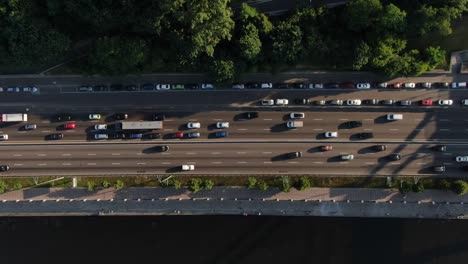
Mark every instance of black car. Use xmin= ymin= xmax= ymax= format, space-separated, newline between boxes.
xmin=357 ymin=132 xmax=373 ymax=139
xmin=241 ymin=112 xmax=259 ymax=119
xmin=294 ymin=98 xmax=310 ymax=105
xmin=324 ymin=83 xmax=340 ymax=89
xmin=126 ymin=85 xmax=137 ymax=91
xmin=93 ymin=85 xmax=106 ymax=91
xmin=144 ymin=133 xmax=161 ymax=139
xmin=0 ymin=165 xmax=10 ymax=172
xmin=185 ymin=83 xmax=199 ymax=90
xmin=109 ymin=133 xmax=125 ymax=140
xmin=142 ymin=84 xmax=155 ymax=90
xmin=110 ymin=84 xmax=124 ymax=91
xmin=364 ymin=99 xmax=379 ymax=105
xmin=287 ymin=152 xmax=303 ymax=159
xmin=153 ymin=113 xmax=166 ymax=121
xmin=154 ymin=145 xmax=169 ymax=152
xmin=47 ymin=133 xmax=64 ymax=140
xmin=291 ymin=83 xmax=306 ymax=89
xmin=388 ymin=153 xmax=401 ymax=161
xmin=276 ymin=83 xmax=290 ymax=89
xmin=381 ymin=100 xmax=394 ymax=105
xmin=432 ymin=145 xmax=447 ymax=152
xmin=245 ymin=82 xmax=260 ymax=89
xmin=345 ymin=121 xmax=362 ymax=128
xmin=56 ymin=114 xmax=72 ymax=122
xmin=373 ymin=145 xmax=387 ymax=151
xmin=114 ymin=113 xmax=128 ymax=120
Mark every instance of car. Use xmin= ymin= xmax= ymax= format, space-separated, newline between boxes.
xmin=432 ymin=145 xmax=447 ymax=152
xmin=232 ymin=83 xmax=245 ymax=89
xmin=0 ymin=165 xmax=10 ymax=172
xmin=181 ymin=164 xmax=195 ymax=171
xmin=7 ymin=87 xmax=20 ymax=92
xmin=156 ymin=84 xmax=170 ymax=90
xmin=128 ymin=133 xmax=143 ymax=139
xmin=185 ymin=83 xmax=199 ymax=90
xmin=109 ymin=133 xmax=125 ymax=140
xmin=433 ymin=82 xmax=449 ymax=88
xmin=289 ymin=112 xmax=305 ymax=119
xmin=461 ymin=99 xmax=468 ymax=106
xmin=400 ymin=100 xmax=412 ymax=106
xmin=346 ymin=99 xmax=361 ymax=106
xmin=0 ymin=87 xmax=3 ymax=92
xmin=215 ymin=131 xmax=229 ymax=137
xmin=292 ymin=83 xmax=306 ymax=89
xmin=94 ymin=133 xmax=108 ymax=140
xmin=216 ymin=122 xmax=229 ymax=128
xmin=0 ymin=134 xmax=8 ymax=141
xmin=142 ymin=83 xmax=155 ymax=90
xmin=79 ymin=86 xmax=93 ymax=92
xmin=23 ymin=87 xmax=33 ymax=92
xmin=275 ymin=99 xmax=289 ymax=105
xmin=47 ymin=133 xmax=63 ymax=140
xmin=287 ymin=152 xmax=303 ymax=159
xmin=377 ymin=82 xmax=387 ymax=88
xmin=241 ymin=112 xmax=258 ymax=119
xmin=364 ymin=99 xmax=380 ymax=105
xmin=261 ymin=99 xmax=274 ymax=106
xmin=245 ymin=83 xmax=260 ymax=89
xmin=201 ymin=83 xmax=214 ymax=89
xmin=345 ymin=121 xmax=362 ymax=128
xmin=64 ymin=123 xmax=76 ymax=129
xmin=381 ymin=100 xmax=394 ymax=105
xmin=187 ymin=122 xmax=201 ymax=129
xmin=341 ymin=154 xmax=354 ymax=160
xmin=315 ymin=100 xmax=326 ymax=105
xmin=153 ymin=113 xmax=166 ymax=121
xmin=187 ymin=132 xmax=200 ymax=138
xmin=339 ymin=82 xmax=355 ymax=89
xmin=388 ymin=153 xmax=401 ymax=161
xmin=276 ymin=83 xmax=290 ymax=89
xmin=110 ymin=84 xmax=124 ymax=91
xmin=388 ymin=83 xmax=402 ymax=88
xmin=433 ymin=166 xmax=446 ymax=172
xmin=173 ymin=132 xmax=184 ymax=138
xmin=456 ymin=156 xmax=468 ymax=162
xmin=421 ymin=99 xmax=433 ymax=106
xmin=172 ymin=84 xmax=185 ymax=90
xmin=357 ymin=132 xmax=373 ymax=139
xmin=438 ymin=100 xmax=453 ymax=106
xmin=329 ymin=100 xmax=343 ymax=105
xmin=89 ymin=114 xmax=101 ymax=120
xmin=309 ymin=83 xmax=324 ymax=89
xmin=404 ymin=83 xmax=416 ymax=88
xmin=324 ymin=131 xmax=338 ymax=138
xmin=321 ymin=145 xmax=332 ymax=151
xmin=144 ymin=133 xmax=161 ymax=139
xmin=356 ymin=83 xmax=371 ymax=89
xmin=417 ymin=82 xmax=431 ymax=88
xmin=324 ymin=83 xmax=340 ymax=89
xmin=93 ymin=85 xmax=106 ymax=91
xmin=294 ymin=98 xmax=309 ymax=105
xmin=126 ymin=85 xmax=137 ymax=91
xmin=451 ymin=82 xmax=467 ymax=88
xmin=260 ymin=83 xmax=273 ymax=89
xmin=94 ymin=124 xmax=107 ymax=130
xmin=387 ymin=114 xmax=403 ymax=121
xmin=24 ymin=124 xmax=37 ymax=130
xmin=56 ymin=114 xmax=72 ymax=122
xmin=373 ymin=145 xmax=387 ymax=151
xmin=156 ymin=145 xmax=169 ymax=152
xmin=114 ymin=113 xmax=128 ymax=120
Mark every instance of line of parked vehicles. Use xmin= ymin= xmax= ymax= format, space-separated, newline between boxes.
xmin=261 ymin=98 xmax=466 ymax=106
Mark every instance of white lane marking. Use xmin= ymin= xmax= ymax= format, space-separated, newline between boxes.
xmin=263 ymin=161 xmax=272 ymax=164
xmin=390 ymin=162 xmax=401 ymax=165
xmin=237 ymin=161 xmax=247 ymax=164
xmin=263 ymin=118 xmax=272 ymax=121
xmin=13 ymin=154 xmax=22 ymax=157
xmin=264 ymin=128 xmax=271 ymax=131
xmin=389 ymin=129 xmax=399 ymax=131
xmin=364 ymin=128 xmax=373 ymax=131
xmin=288 ymin=161 xmax=299 ymax=164
xmin=62 ymin=154 xmax=71 ymax=156
xmin=364 ymin=119 xmax=373 ymax=121
xmin=314 ymin=161 xmax=323 ymax=164
xmin=136 ymin=153 xmax=143 ymax=156
xmin=87 ymin=163 xmax=96 ymax=166
xmin=111 ymin=153 xmax=120 ymax=156
xmin=163 ymin=129 xmax=173 ymax=132
xmin=211 ymin=152 xmax=221 ymax=155
xmin=65 ymin=130 xmax=76 ymax=133
xmin=137 ymin=163 xmax=146 ymax=165
xmin=188 ymin=119 xmax=198 ymax=121
xmin=37 ymin=154 xmax=47 ymax=156
xmin=415 ymin=128 xmax=425 ymax=131
xmin=439 ymin=119 xmax=449 ymax=121
xmin=365 ymin=162 xmax=375 ymax=165
xmin=162 ymin=162 xmax=171 ymax=164
xmin=161 ymin=153 xmax=170 ymax=155
xmin=18 ymin=131 xmax=26 ymax=134
xmin=112 ymin=163 xmax=120 ymax=165
xmin=212 ymin=118 xmax=223 ymax=121
xmin=440 ymin=129 xmax=450 ymax=131
xmin=62 ymin=163 xmax=72 ymax=166
xmin=314 ymin=128 xmax=323 ymax=131
xmin=37 ymin=163 xmax=47 ymax=166
xmin=211 ymin=161 xmax=222 ymax=164
xmin=237 ymin=128 xmax=248 ymax=131
xmin=415 ymin=119 xmax=423 ymax=121
xmin=41 ymin=121 xmax=50 ymax=123
xmin=314 ymin=118 xmax=323 ymax=121
xmin=262 ymin=152 xmax=272 ymax=154
xmin=14 ymin=164 xmax=23 ymax=166
xmin=237 ymin=152 xmax=246 ymax=154
xmin=339 ymin=118 xmax=349 ymax=121
xmin=41 ymin=130 xmax=51 ymax=133
xmin=340 ymin=162 xmax=349 ymax=164
xmin=186 ymin=152 xmax=196 ymax=155
xmin=164 ymin=119 xmax=173 ymax=122
xmin=87 ymin=154 xmax=96 ymax=156
xmin=417 ymin=162 xmax=427 ymax=165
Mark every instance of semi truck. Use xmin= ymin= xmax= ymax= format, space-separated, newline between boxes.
xmin=0 ymin=113 xmax=28 ymax=122
xmin=118 ymin=121 xmax=163 ymax=130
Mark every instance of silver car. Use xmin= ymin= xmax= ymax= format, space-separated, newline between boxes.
xmin=400 ymin=100 xmax=412 ymax=106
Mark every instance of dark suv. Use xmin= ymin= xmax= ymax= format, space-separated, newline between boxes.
xmin=153 ymin=113 xmax=166 ymax=121
xmin=373 ymin=145 xmax=387 ymax=151
xmin=345 ymin=121 xmax=362 ymax=128
xmin=56 ymin=114 xmax=72 ymax=122
xmin=388 ymin=153 xmax=401 ymax=161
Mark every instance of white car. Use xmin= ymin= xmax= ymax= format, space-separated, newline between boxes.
xmin=346 ymin=99 xmax=361 ymax=105
xmin=216 ymin=122 xmax=229 ymax=128
xmin=7 ymin=87 xmax=20 ymax=92
xmin=456 ymin=156 xmax=468 ymax=162
xmin=324 ymin=131 xmax=338 ymax=138
xmin=89 ymin=114 xmax=101 ymax=120
xmin=201 ymin=83 xmax=214 ymax=89
xmin=289 ymin=112 xmax=305 ymax=119
xmin=309 ymin=83 xmax=324 ymax=89
xmin=94 ymin=124 xmax=107 ymax=130
xmin=23 ymin=87 xmax=32 ymax=92
xmin=377 ymin=82 xmax=387 ymax=88
xmin=94 ymin=133 xmax=108 ymax=140
xmin=329 ymin=100 xmax=343 ymax=105
xmin=438 ymin=100 xmax=453 ymax=106
xmin=461 ymin=99 xmax=468 ymax=106
xmin=341 ymin=154 xmax=354 ymax=160
xmin=261 ymin=99 xmax=274 ymax=106
xmin=452 ymin=82 xmax=467 ymax=88
xmin=260 ymin=83 xmax=273 ymax=89
xmin=156 ymin=84 xmax=170 ymax=90
xmin=404 ymin=83 xmax=416 ymax=88
xmin=0 ymin=134 xmax=8 ymax=141
xmin=182 ymin=164 xmax=195 ymax=171
xmin=187 ymin=122 xmax=201 ymax=129
xmin=232 ymin=84 xmax=245 ymax=89
xmin=420 ymin=82 xmax=431 ymax=88
xmin=275 ymin=99 xmax=289 ymax=105
xmin=356 ymin=83 xmax=371 ymax=89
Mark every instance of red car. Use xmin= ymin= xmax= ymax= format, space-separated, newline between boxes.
xmin=388 ymin=83 xmax=402 ymax=88
xmin=173 ymin=132 xmax=184 ymax=138
xmin=421 ymin=99 xmax=433 ymax=106
xmin=64 ymin=122 xmax=76 ymax=129
xmin=339 ymin=82 xmax=355 ymax=89
xmin=321 ymin=145 xmax=333 ymax=151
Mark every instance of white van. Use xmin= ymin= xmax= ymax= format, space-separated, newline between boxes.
xmin=182 ymin=164 xmax=195 ymax=171
xmin=94 ymin=133 xmax=108 ymax=140
xmin=387 ymin=114 xmax=403 ymax=121
xmin=452 ymin=82 xmax=467 ymax=88
xmin=287 ymin=121 xmax=303 ymax=128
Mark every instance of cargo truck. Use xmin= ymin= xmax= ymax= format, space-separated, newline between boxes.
xmin=118 ymin=121 xmax=163 ymax=130
xmin=286 ymin=121 xmax=303 ymax=128
xmin=0 ymin=113 xmax=28 ymax=122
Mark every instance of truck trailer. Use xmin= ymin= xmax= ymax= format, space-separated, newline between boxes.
xmin=118 ymin=121 xmax=163 ymax=130
xmin=0 ymin=113 xmax=28 ymax=122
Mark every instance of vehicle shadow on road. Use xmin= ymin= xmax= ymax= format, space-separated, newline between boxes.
xmin=307 ymin=146 xmax=323 ymax=153
xmin=358 ymin=146 xmax=378 ymax=154
xmin=270 ymin=123 xmax=289 ymax=132
xmin=166 ymin=167 xmax=182 ymax=173
xmin=271 ymin=154 xmax=288 ymax=162
xmin=327 ymin=156 xmax=343 ymax=162
xmin=374 ymin=115 xmax=390 ymax=124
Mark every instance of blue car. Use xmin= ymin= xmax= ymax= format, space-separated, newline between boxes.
xmin=142 ymin=84 xmax=155 ymax=90
xmin=128 ymin=133 xmax=143 ymax=139
xmin=215 ymin=131 xmax=229 ymax=138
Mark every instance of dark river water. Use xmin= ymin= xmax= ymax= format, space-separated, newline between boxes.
xmin=0 ymin=216 xmax=466 ymax=264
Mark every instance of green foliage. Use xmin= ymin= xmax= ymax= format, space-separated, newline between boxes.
xmin=399 ymin=181 xmax=412 ymax=194
xmin=87 ymin=181 xmax=96 ymax=192
xmin=437 ymin=179 xmax=451 ymax=190
xmin=452 ymin=180 xmax=468 ymax=195
xmin=172 ymin=179 xmax=182 ymax=190
xmin=278 ymin=176 xmax=291 ymax=192
xmin=297 ymin=176 xmax=311 ymax=191
xmin=114 ymin=180 xmax=124 ymax=190
xmin=102 ymin=180 xmax=110 ymax=188
xmin=352 ymin=42 xmax=371 ymax=70
xmin=0 ymin=180 xmax=7 ymax=194
xmin=412 ymin=5 xmax=455 ymax=36
xmin=271 ymin=21 xmax=303 ymax=64
xmin=188 ymin=178 xmax=202 ymax=193
xmin=257 ymin=180 xmax=268 ymax=191
xmin=346 ymin=0 xmax=383 ymax=32
xmin=413 ymin=181 xmax=424 ymax=193
xmin=247 ymin=177 xmax=257 ymax=189
xmin=423 ymin=46 xmax=445 ymax=68
xmin=13 ymin=181 xmax=22 ymax=190
xmin=210 ymin=59 xmax=234 ymax=83
xmin=203 ymin=179 xmax=214 ymax=190
xmin=377 ymin=4 xmax=407 ymax=34
xmin=239 ymin=3 xmax=272 ymax=34
xmin=239 ymin=23 xmax=262 ymax=62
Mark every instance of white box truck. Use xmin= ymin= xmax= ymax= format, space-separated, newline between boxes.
xmin=287 ymin=121 xmax=303 ymax=128
xmin=0 ymin=113 xmax=28 ymax=122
